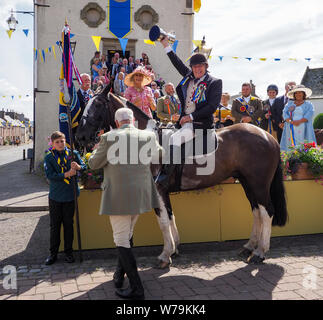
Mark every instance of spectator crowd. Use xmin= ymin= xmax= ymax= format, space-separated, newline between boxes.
xmin=76 ymin=50 xmax=317 ymax=151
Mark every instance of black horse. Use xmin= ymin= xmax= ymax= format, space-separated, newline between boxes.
xmin=76 ymin=86 xmax=288 ymax=268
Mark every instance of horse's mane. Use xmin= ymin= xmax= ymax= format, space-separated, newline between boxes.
xmin=108 ymin=92 xmax=151 ymax=122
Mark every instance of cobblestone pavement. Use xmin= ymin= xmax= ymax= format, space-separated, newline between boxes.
xmin=0 ymin=211 xmax=323 ymax=300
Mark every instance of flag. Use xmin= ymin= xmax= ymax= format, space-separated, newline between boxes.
xmin=194 ymin=0 xmax=201 ymax=12
xmin=6 ymin=30 xmax=13 ymax=39
xmin=59 ymin=24 xmax=82 ymax=148
xmin=144 ymin=39 xmax=155 ymax=46
xmin=91 ymin=36 xmax=101 ymax=51
xmin=22 ymin=29 xmax=29 ymax=37
xmin=172 ymin=40 xmax=179 ymax=53
xmin=118 ymin=38 xmax=128 ymax=55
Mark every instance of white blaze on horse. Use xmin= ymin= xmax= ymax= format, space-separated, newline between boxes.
xmin=76 ymin=86 xmax=288 ymax=268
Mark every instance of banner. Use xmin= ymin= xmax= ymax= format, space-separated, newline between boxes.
xmin=107 ymin=0 xmax=132 ymax=38
xmin=59 ymin=25 xmax=81 ymax=147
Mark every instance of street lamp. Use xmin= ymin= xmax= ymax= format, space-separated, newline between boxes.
xmin=194 ymin=36 xmax=212 ymax=60
xmin=6 ymin=9 xmax=18 ymax=31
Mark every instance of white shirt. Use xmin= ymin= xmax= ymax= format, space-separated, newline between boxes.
xmin=269 ymin=98 xmax=275 ymax=106
xmin=243 ymin=95 xmax=251 ymax=103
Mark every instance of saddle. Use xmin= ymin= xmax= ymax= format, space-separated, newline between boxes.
xmin=158 ymin=123 xmax=218 ymax=192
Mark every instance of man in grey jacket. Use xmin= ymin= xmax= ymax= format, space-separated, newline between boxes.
xmin=88 ymin=108 xmax=163 ymax=300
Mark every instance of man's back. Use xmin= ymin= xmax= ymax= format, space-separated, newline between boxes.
xmin=88 ymin=124 xmax=163 ymax=215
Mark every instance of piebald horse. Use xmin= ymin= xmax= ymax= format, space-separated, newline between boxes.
xmin=76 ymin=86 xmax=288 ymax=268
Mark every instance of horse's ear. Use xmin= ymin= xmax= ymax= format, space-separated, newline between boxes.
xmin=100 ymin=82 xmax=112 ymax=97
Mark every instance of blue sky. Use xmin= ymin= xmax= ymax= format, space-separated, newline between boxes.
xmin=1 ymin=0 xmax=323 ymax=120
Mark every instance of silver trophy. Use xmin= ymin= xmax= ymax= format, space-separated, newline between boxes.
xmin=149 ymin=25 xmax=176 ymax=44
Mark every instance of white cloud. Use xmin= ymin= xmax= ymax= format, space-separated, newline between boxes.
xmin=194 ymin=0 xmax=323 ymax=99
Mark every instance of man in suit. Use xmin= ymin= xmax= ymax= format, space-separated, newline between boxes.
xmin=260 ymin=84 xmax=285 ymax=142
xmin=156 ymin=36 xmax=222 ymax=189
xmin=113 ymin=71 xmax=126 ymax=97
xmin=231 ymin=82 xmax=263 ymax=126
xmin=74 ymin=74 xmax=93 ymax=148
xmin=88 ymin=108 xmax=163 ymax=300
xmin=157 ymin=83 xmax=180 ymax=124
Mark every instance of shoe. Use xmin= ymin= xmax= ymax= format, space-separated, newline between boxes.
xmin=45 ymin=254 xmax=57 ymax=266
xmin=115 ymin=247 xmax=145 ymax=300
xmin=65 ymin=254 xmax=75 ymax=263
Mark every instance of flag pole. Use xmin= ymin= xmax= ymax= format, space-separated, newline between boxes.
xmin=62 ymin=19 xmax=83 ymax=263
xmin=66 ymin=100 xmax=83 ymax=263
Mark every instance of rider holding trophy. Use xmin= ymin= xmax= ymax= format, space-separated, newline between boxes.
xmin=150 ymin=26 xmax=222 ymax=189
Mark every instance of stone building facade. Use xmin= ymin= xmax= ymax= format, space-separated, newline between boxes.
xmin=34 ymin=0 xmax=194 ymax=167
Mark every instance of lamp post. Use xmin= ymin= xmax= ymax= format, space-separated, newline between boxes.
xmin=7 ymin=3 xmax=50 ymax=172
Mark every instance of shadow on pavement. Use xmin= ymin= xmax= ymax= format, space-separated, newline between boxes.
xmin=0 ymin=159 xmax=48 ymax=204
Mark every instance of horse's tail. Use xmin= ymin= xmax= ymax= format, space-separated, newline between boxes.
xmin=270 ymin=159 xmax=288 ymax=226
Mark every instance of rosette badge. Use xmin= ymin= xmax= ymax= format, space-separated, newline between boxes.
xmin=240 ymin=106 xmax=246 ymax=112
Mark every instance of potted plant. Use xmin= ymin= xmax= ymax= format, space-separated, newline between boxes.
xmin=80 ymin=153 xmax=103 ymax=189
xmin=281 ymin=142 xmax=323 ymax=181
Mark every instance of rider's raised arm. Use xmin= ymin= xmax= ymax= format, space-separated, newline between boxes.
xmin=160 ymin=36 xmax=190 ymax=77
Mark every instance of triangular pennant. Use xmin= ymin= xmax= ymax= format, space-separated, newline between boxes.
xmin=70 ymin=33 xmax=75 ymax=38
xmin=56 ymin=41 xmax=60 ymax=46
xmin=305 ymin=58 xmax=311 ymax=62
xmin=91 ymin=36 xmax=101 ymax=51
xmin=42 ymin=49 xmax=45 ymax=62
xmin=11 ymin=96 xmax=14 ymax=100
xmin=45 ymin=48 xmax=49 ymax=54
xmin=34 ymin=48 xmax=38 ymax=61
xmin=52 ymin=46 xmax=56 ymax=59
xmin=144 ymin=39 xmax=155 ymax=46
xmin=218 ymin=56 xmax=224 ymax=61
xmin=22 ymin=29 xmax=29 ymax=37
xmin=118 ymin=38 xmax=128 ymax=55
xmin=245 ymin=57 xmax=252 ymax=61
xmin=19 ymin=95 xmax=22 ymax=99
xmin=193 ymin=0 xmax=201 ymax=13
xmin=232 ymin=57 xmax=239 ymax=59
xmin=192 ymin=40 xmax=202 ymax=49
xmin=172 ymin=40 xmax=179 ymax=53
xmin=289 ymin=58 xmax=297 ymax=62
xmin=6 ymin=30 xmax=13 ymax=39
xmin=259 ymin=58 xmax=267 ymax=61
xmin=274 ymin=58 xmax=281 ymax=61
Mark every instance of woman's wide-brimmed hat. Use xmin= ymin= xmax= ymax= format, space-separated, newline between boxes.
xmin=124 ymin=66 xmax=153 ymax=87
xmin=287 ymin=84 xmax=312 ymax=99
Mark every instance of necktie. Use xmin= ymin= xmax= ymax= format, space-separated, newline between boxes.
xmin=170 ymin=96 xmax=176 ymax=105
xmin=83 ymin=91 xmax=89 ymax=103
xmin=120 ymin=80 xmax=124 ymax=92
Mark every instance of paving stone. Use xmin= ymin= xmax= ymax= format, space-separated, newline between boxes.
xmin=88 ymin=289 xmax=107 ymax=300
xmin=272 ymin=291 xmax=302 ymax=300
xmin=18 ymin=294 xmax=44 ymax=300
xmin=295 ymin=289 xmax=321 ymax=300
xmin=277 ymin=282 xmax=303 ymax=291
xmin=44 ymin=292 xmax=62 ymax=300
xmin=35 ymin=285 xmax=61 ymax=294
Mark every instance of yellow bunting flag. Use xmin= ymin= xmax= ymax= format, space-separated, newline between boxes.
xmin=192 ymin=40 xmax=202 ymax=49
xmin=6 ymin=30 xmax=13 ymax=39
xmin=19 ymin=95 xmax=22 ymax=99
xmin=289 ymin=58 xmax=297 ymax=62
xmin=144 ymin=39 xmax=155 ymax=46
xmin=45 ymin=48 xmax=49 ymax=54
xmin=194 ymin=0 xmax=201 ymax=13
xmin=259 ymin=58 xmax=267 ymax=61
xmin=91 ymin=36 xmax=101 ymax=51
xmin=52 ymin=46 xmax=56 ymax=59
xmin=39 ymin=49 xmax=43 ymax=62
xmin=232 ymin=57 xmax=239 ymax=59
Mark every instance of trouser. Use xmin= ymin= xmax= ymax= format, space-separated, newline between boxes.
xmin=109 ymin=215 xmax=139 ymax=248
xmin=49 ymin=198 xmax=75 ymax=255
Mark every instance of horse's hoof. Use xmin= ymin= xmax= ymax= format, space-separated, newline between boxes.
xmin=154 ymin=259 xmax=171 ymax=269
xmin=247 ymin=254 xmax=265 ymax=264
xmin=238 ymin=248 xmax=253 ymax=260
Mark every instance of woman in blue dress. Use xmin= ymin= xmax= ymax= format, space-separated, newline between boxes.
xmin=280 ymin=85 xmax=317 ymax=151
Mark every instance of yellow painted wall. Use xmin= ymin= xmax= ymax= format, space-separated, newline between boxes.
xmin=60 ymin=180 xmax=323 ymax=251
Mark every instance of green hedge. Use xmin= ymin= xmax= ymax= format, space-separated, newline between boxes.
xmin=313 ymin=113 xmax=323 ymax=129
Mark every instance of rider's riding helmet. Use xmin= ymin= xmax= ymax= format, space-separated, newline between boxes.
xmin=267 ymin=84 xmax=278 ymax=93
